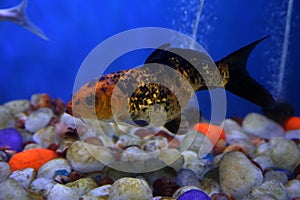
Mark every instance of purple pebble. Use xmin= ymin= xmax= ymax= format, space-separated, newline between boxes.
xmin=0 ymin=128 xmax=23 ymax=152
xmin=178 ymin=189 xmax=210 ymax=200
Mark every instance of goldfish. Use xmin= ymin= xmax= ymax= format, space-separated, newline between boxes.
xmin=66 ymin=36 xmax=275 ymax=133
xmin=0 ymin=0 xmax=48 ymax=40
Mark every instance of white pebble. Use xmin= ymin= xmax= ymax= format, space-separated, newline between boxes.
xmin=25 ymin=108 xmax=53 ymax=132
xmin=9 ymin=168 xmax=36 ymax=189
xmin=242 ymin=113 xmax=284 ymax=139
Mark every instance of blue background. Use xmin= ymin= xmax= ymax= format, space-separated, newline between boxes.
xmin=0 ymin=0 xmax=299 ymax=119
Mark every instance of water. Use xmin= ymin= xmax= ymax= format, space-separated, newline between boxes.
xmin=276 ymin=0 xmax=294 ymax=100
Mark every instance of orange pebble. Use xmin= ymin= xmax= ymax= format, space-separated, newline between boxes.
xmin=284 ymin=116 xmax=300 ymax=131
xmin=193 ymin=123 xmax=226 ymax=145
xmin=8 ymin=148 xmax=57 ymax=171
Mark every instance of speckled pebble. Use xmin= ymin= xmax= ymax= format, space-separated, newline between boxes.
xmin=33 ymin=126 xmax=59 ymax=148
xmin=80 ymin=184 xmax=111 ymax=200
xmin=66 ymin=141 xmax=115 ymax=173
xmin=37 ymin=158 xmax=71 ymax=179
xmin=0 ymin=128 xmax=23 ymax=152
xmin=3 ymin=99 xmax=30 ymax=114
xmin=264 ymin=170 xmax=288 ymax=184
xmin=249 ymin=180 xmax=288 ymax=200
xmin=269 ymin=137 xmax=300 ymax=171
xmin=25 ymin=108 xmax=53 ymax=132
xmin=285 ymin=179 xmax=300 ymax=199
xmin=0 ymin=161 xmax=11 ymax=182
xmin=48 ymin=183 xmax=80 ymax=200
xmin=242 ymin=113 xmax=284 ymax=139
xmin=9 ymin=168 xmax=36 ymax=189
xmin=176 ymin=168 xmax=200 ymax=188
xmin=0 ymin=106 xmax=16 ymax=129
xmin=219 ymin=151 xmax=263 ymax=199
xmin=66 ymin=177 xmax=98 ymax=196
xmin=0 ymin=178 xmax=32 ymax=200
xmin=109 ymin=177 xmax=153 ymax=200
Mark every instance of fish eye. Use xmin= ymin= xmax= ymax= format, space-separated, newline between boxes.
xmin=84 ymin=94 xmax=95 ymax=108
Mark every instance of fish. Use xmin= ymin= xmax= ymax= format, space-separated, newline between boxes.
xmin=0 ymin=0 xmax=48 ymax=40
xmin=66 ymin=36 xmax=275 ymax=133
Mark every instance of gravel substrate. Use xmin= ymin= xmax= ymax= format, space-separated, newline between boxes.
xmin=0 ymin=93 xmax=300 ymax=200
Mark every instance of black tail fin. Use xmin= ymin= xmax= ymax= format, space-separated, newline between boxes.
xmin=217 ymin=36 xmax=275 ymax=107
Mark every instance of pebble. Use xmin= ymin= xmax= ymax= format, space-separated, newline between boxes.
xmin=9 ymin=168 xmax=36 ymax=189
xmin=0 ymin=178 xmax=32 ymax=200
xmin=285 ymin=179 xmax=300 ymax=199
xmin=264 ymin=170 xmax=288 ymax=184
xmin=249 ymin=180 xmax=288 ymax=200
xmin=66 ymin=177 xmax=98 ymax=196
xmin=284 ymin=116 xmax=300 ymax=131
xmin=184 ymin=158 xmax=211 ymax=178
xmin=109 ymin=177 xmax=153 ymax=200
xmin=243 ymin=194 xmax=278 ymax=200
xmin=171 ymin=185 xmax=199 ymax=198
xmin=29 ymin=177 xmax=56 ymax=197
xmin=158 ymin=148 xmax=183 ymax=171
xmin=66 ymin=141 xmax=115 ymax=173
xmin=30 ymin=93 xmax=52 ymax=109
xmin=25 ymin=107 xmax=53 ymax=132
xmin=33 ymin=126 xmax=59 ymax=148
xmin=101 ymin=164 xmax=137 ymax=181
xmin=269 ymin=137 xmax=300 ymax=171
xmin=80 ymin=184 xmax=111 ymax=200
xmin=193 ymin=123 xmax=226 ymax=146
xmin=23 ymin=143 xmax=43 ymax=150
xmin=181 ymin=150 xmax=198 ymax=168
xmin=172 ymin=187 xmax=210 ymax=200
xmin=219 ymin=151 xmax=263 ymax=199
xmin=143 ymin=166 xmax=177 ymax=187
xmin=8 ymin=148 xmax=58 ymax=171
xmin=3 ymin=99 xmax=30 ymax=115
xmin=242 ymin=113 xmax=284 ymax=139
xmin=285 ymin=129 xmax=300 ymax=140
xmin=222 ymin=119 xmax=249 ymax=143
xmin=48 ymin=183 xmax=80 ymax=200
xmin=0 ymin=161 xmax=11 ymax=182
xmin=200 ymin=178 xmax=221 ymax=196
xmin=176 ymin=168 xmax=201 ymax=188
xmin=180 ymin=130 xmax=213 ymax=158
xmin=0 ymin=128 xmax=23 ymax=152
xmin=37 ymin=158 xmax=71 ymax=179
xmin=0 ymin=106 xmax=15 ymax=129
xmin=153 ymin=176 xmax=180 ymax=197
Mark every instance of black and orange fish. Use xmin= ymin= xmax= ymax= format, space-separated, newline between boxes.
xmin=66 ymin=36 xmax=275 ymax=133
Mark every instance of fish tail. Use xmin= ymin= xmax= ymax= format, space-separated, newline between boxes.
xmin=13 ymin=0 xmax=49 ymax=40
xmin=218 ymin=36 xmax=275 ymax=107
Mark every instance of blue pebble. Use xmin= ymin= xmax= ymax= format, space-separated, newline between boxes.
xmin=177 ymin=189 xmax=210 ymax=200
xmin=54 ymin=169 xmax=69 ymax=177
xmin=0 ymin=128 xmax=23 ymax=152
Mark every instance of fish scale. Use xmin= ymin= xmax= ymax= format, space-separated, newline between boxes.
xmin=66 ymin=36 xmax=275 ymax=133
